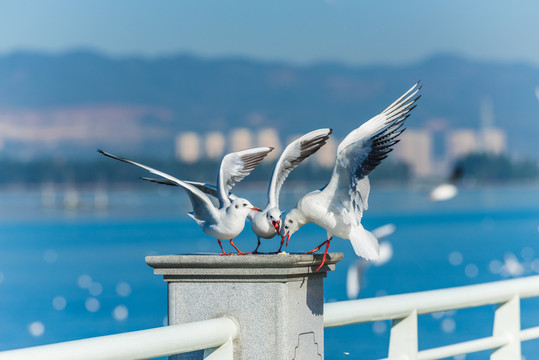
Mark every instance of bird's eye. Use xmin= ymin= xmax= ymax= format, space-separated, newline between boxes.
xmin=288 ymin=219 xmax=293 ymax=224
xmin=269 ymin=215 xmax=273 ymax=219
xmin=284 ymin=225 xmax=288 ymax=229
xmin=243 ymin=203 xmax=247 ymax=207
xmin=235 ymin=205 xmax=239 ymax=209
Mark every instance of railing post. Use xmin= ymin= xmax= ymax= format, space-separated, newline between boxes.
xmin=203 ymin=339 xmax=234 ymax=360
xmin=491 ymin=295 xmax=521 ymax=360
xmin=147 ymin=253 xmax=343 ymax=360
xmin=388 ymin=309 xmax=418 ymax=360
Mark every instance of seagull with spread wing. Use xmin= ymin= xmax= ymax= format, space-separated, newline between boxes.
xmin=281 ymin=83 xmax=421 ymax=271
xmin=251 ymin=128 xmax=332 ymax=252
xmin=98 ymin=147 xmax=273 ymax=255
xmin=142 ymin=129 xmax=332 ymax=253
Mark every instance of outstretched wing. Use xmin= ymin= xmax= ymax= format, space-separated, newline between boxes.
xmin=267 ymin=128 xmax=332 ymax=209
xmin=140 ymin=178 xmax=238 ymax=201
xmin=98 ymin=150 xmax=219 ymax=223
xmin=324 ymin=82 xmax=421 ymax=218
xmin=217 ymin=147 xmax=273 ymax=207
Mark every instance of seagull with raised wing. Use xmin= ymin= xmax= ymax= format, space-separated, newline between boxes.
xmin=98 ymin=147 xmax=273 ymax=255
xmin=251 ymin=128 xmax=332 ymax=252
xmin=142 ymin=129 xmax=333 ymax=253
xmin=281 ymin=83 xmax=421 ymax=271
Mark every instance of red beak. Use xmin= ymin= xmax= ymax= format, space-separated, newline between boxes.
xmin=281 ymin=232 xmax=290 ymax=248
xmin=272 ymin=220 xmax=281 ymax=233
xmin=251 ymin=206 xmax=263 ymax=212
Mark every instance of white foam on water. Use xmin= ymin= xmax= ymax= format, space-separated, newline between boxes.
xmin=85 ymin=298 xmax=100 ymax=312
xmin=502 ymin=253 xmax=524 ymax=277
xmin=116 ymin=282 xmax=132 ymax=297
xmin=29 ymin=321 xmax=45 ymax=337
xmin=372 ymin=321 xmax=387 ymax=335
xmin=465 ymin=264 xmax=478 ymax=278
xmin=531 ymin=259 xmax=539 ymax=273
xmin=431 ymin=311 xmax=445 ymax=320
xmin=449 ymin=251 xmax=463 ymax=266
xmin=52 ymin=296 xmax=67 ymax=311
xmin=489 ymin=259 xmax=503 ymax=274
xmin=78 ymin=275 xmax=92 ymax=289
xmin=521 ymin=247 xmax=535 ymax=261
xmin=113 ymin=305 xmax=128 ymax=321
xmin=43 ymin=250 xmax=58 ymax=264
xmin=89 ymin=282 xmax=103 ymax=296
xmin=441 ymin=318 xmax=456 ymax=333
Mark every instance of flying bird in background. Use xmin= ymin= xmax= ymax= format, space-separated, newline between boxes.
xmin=98 ymin=147 xmax=273 ymax=255
xmin=346 ymin=223 xmax=396 ymax=299
xmin=430 ymin=165 xmax=463 ymax=202
xmin=281 ymin=83 xmax=421 ymax=271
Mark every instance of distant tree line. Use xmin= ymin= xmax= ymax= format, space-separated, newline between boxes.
xmin=455 ymin=153 xmax=539 ymax=182
xmin=0 ymin=157 xmax=411 ymax=187
xmin=2 ymin=153 xmax=535 ymax=188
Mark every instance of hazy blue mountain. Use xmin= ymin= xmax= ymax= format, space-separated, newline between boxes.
xmin=0 ymin=50 xmax=538 ymax=159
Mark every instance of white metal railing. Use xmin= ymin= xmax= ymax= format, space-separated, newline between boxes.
xmin=324 ymin=275 xmax=539 ymax=360
xmin=2 ymin=276 xmax=539 ymax=360
xmin=0 ymin=317 xmax=238 ymax=360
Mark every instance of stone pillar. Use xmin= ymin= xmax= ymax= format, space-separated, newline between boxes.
xmin=146 ymin=253 xmax=343 ymax=360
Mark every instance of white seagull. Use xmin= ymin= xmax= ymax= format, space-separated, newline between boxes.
xmin=98 ymin=147 xmax=273 ymax=255
xmin=281 ymin=83 xmax=421 ymax=271
xmin=429 ymin=165 xmax=463 ymax=202
xmin=142 ymin=129 xmax=333 ymax=253
xmin=250 ymin=128 xmax=333 ymax=252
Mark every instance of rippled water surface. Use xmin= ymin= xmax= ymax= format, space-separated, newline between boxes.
xmin=1 ymin=183 xmax=539 ymax=359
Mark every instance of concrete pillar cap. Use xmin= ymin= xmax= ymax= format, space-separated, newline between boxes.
xmin=146 ymin=253 xmax=343 ymax=281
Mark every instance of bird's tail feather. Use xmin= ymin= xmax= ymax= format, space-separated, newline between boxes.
xmin=350 ymin=224 xmax=380 ymax=261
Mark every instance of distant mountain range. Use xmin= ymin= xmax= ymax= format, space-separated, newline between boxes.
xmin=0 ymin=50 xmax=538 ymax=160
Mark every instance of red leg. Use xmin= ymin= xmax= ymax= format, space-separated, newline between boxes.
xmin=218 ymin=239 xmax=232 ymax=256
xmin=271 ymin=235 xmax=286 ymax=254
xmin=315 ymin=237 xmax=332 ymax=272
xmin=252 ymin=238 xmax=262 ymax=254
xmin=230 ymin=239 xmax=251 ymax=255
xmin=305 ymin=238 xmax=330 ymax=254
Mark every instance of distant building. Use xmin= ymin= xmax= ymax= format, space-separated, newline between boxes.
xmin=257 ymin=128 xmax=281 ymax=160
xmin=394 ymin=130 xmax=433 ymax=177
xmin=315 ymin=136 xmax=338 ymax=168
xmin=481 ymin=128 xmax=506 ymax=155
xmin=205 ymin=132 xmax=226 ymax=160
xmin=229 ymin=128 xmax=253 ymax=152
xmin=446 ymin=127 xmax=507 ymax=161
xmin=446 ymin=129 xmax=477 ymax=161
xmin=175 ymin=132 xmax=201 ymax=163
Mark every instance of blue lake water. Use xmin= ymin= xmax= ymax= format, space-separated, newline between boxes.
xmin=1 ymin=183 xmax=539 ymax=359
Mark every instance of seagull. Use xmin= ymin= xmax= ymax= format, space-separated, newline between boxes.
xmin=429 ymin=165 xmax=463 ymax=202
xmin=142 ymin=129 xmax=333 ymax=253
xmin=97 ymin=147 xmax=273 ymax=255
xmin=249 ymin=128 xmax=333 ymax=253
xmin=281 ymin=83 xmax=421 ymax=271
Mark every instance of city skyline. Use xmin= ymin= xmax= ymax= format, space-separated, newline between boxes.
xmin=175 ymin=125 xmax=508 ymax=178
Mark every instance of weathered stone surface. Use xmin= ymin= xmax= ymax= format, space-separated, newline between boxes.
xmin=146 ymin=253 xmax=343 ymax=360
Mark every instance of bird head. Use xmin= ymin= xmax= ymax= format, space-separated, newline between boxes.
xmin=230 ymin=198 xmax=262 ymax=216
xmin=266 ymin=207 xmax=282 ymax=235
xmin=281 ymin=209 xmax=304 ymax=246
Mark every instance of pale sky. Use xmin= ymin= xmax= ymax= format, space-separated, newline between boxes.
xmin=1 ymin=0 xmax=539 ymax=66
